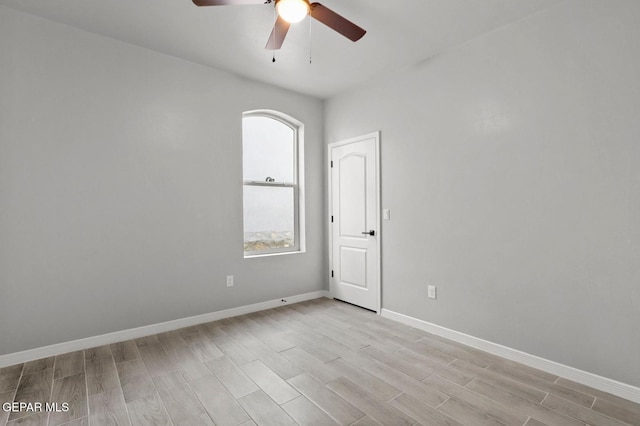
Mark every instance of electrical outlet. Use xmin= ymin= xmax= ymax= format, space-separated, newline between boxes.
xmin=226 ymin=275 xmax=234 ymax=287
xmin=428 ymin=285 xmax=437 ymax=299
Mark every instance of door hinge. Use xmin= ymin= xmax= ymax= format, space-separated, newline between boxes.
xmin=331 ymin=270 xmax=334 ymax=278
xmin=330 ymin=161 xmax=333 ymax=168
xmin=331 ymin=215 xmax=334 ymax=223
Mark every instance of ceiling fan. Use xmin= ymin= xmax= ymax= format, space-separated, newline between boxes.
xmin=192 ymin=0 xmax=366 ymax=50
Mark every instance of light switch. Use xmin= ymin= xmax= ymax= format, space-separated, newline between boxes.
xmin=383 ymin=209 xmax=390 ymax=220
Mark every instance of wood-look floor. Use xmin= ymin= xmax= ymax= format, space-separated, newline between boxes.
xmin=1 ymin=298 xmax=639 ymax=426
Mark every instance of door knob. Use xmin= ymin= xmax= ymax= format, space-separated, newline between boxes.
xmin=361 ymin=230 xmax=375 ymax=236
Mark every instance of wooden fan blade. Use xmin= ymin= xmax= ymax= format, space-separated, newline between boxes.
xmin=265 ymin=16 xmax=291 ymax=50
xmin=193 ymin=0 xmax=266 ymax=6
xmin=309 ymin=3 xmax=366 ymax=42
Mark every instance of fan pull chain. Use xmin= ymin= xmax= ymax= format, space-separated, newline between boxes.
xmin=308 ymin=13 xmax=312 ymax=64
xmin=272 ymin=5 xmax=276 ymax=63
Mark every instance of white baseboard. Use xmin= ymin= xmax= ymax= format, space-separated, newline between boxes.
xmin=381 ymin=308 xmax=640 ymax=404
xmin=0 ymin=290 xmax=330 ymax=369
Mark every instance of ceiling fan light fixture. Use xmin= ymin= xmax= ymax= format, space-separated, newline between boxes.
xmin=276 ymin=0 xmax=309 ymax=24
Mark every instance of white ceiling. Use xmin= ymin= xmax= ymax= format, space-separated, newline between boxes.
xmin=0 ymin=0 xmax=562 ymax=99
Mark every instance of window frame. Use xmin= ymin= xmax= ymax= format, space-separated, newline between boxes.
xmin=242 ymin=110 xmax=305 ymax=258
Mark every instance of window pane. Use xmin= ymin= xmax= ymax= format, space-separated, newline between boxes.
xmin=243 ymin=185 xmax=295 ymax=252
xmin=243 ymin=116 xmax=294 ymax=183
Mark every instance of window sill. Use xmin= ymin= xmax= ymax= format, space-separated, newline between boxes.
xmin=244 ymin=250 xmax=306 ymax=259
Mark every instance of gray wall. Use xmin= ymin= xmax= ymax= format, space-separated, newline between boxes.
xmin=0 ymin=7 xmax=325 ymax=355
xmin=325 ymin=0 xmax=640 ymax=387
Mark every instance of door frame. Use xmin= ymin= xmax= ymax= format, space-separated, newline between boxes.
xmin=327 ymin=131 xmax=381 ymax=314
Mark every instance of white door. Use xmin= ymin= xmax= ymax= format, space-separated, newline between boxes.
xmin=329 ymin=132 xmax=380 ymax=312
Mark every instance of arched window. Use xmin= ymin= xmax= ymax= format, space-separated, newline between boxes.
xmin=242 ymin=110 xmax=304 ymax=256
